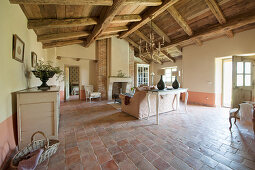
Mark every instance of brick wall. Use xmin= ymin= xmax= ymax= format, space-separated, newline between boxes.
xmin=129 ymin=45 xmax=135 ymax=87
xmin=96 ymin=39 xmax=108 ymax=99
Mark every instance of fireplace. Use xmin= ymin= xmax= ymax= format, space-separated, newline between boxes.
xmin=107 ymin=77 xmax=132 ymax=100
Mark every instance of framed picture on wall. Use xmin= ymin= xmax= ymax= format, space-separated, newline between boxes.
xmin=31 ymin=51 xmax=37 ymax=67
xmin=12 ymin=34 xmax=25 ymax=63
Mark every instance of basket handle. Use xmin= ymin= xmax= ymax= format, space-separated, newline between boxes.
xmin=31 ymin=131 xmax=49 ymax=149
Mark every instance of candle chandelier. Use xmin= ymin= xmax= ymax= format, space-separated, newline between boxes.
xmin=139 ymin=19 xmax=165 ymax=63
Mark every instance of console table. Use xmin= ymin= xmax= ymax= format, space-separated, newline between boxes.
xmin=146 ymin=88 xmax=188 ymax=124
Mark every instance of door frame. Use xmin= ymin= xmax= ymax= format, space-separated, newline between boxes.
xmin=221 ymin=58 xmax=232 ymax=107
xmin=64 ymin=65 xmax=81 ymax=101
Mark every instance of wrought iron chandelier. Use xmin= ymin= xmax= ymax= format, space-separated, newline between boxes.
xmin=139 ymin=19 xmax=165 ymax=63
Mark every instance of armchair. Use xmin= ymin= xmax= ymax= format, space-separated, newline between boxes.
xmin=85 ymin=85 xmax=101 ymax=102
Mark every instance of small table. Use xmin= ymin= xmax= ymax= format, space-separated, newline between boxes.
xmin=146 ymin=88 xmax=188 ymax=124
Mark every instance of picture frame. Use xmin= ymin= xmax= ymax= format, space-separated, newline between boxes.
xmin=12 ymin=34 xmax=25 ymax=63
xmin=31 ymin=51 xmax=37 ymax=67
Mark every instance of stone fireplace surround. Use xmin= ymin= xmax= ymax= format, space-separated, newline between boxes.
xmin=107 ymin=77 xmax=132 ymax=100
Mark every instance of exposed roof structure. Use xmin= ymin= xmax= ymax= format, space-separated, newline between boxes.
xmin=10 ymin=0 xmax=255 ymax=63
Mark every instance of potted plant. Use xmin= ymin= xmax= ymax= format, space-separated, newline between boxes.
xmin=32 ymin=61 xmax=63 ymax=90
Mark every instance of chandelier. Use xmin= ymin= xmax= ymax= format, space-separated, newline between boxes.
xmin=139 ymin=19 xmax=165 ymax=63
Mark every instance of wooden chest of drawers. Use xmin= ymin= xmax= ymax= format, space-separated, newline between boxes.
xmin=16 ymin=86 xmax=60 ymax=149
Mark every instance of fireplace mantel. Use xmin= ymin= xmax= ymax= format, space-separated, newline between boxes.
xmin=108 ymin=77 xmax=132 ymax=83
xmin=107 ymin=77 xmax=132 ymax=100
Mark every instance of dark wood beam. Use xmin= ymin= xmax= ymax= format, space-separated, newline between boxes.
xmin=28 ymin=18 xmax=97 ymax=29
xmin=43 ymin=39 xmax=84 ymax=49
xmin=161 ymin=12 xmax=255 ymax=50
xmin=119 ymin=0 xmax=179 ymax=38
xmin=38 ymin=31 xmax=90 ymax=42
xmin=167 ymin=6 xmax=193 ymax=36
xmin=112 ymin=14 xmax=142 ymax=23
xmin=85 ymin=0 xmax=126 ymax=47
xmin=10 ymin=0 xmax=162 ymax=6
xmin=103 ymin=26 xmax=128 ymax=34
xmin=205 ymin=0 xmax=226 ymax=25
xmin=97 ymin=34 xmax=119 ymax=40
xmin=161 ymin=50 xmax=175 ymax=62
xmin=148 ymin=21 xmax=171 ymax=43
xmin=10 ymin=0 xmax=113 ymax=5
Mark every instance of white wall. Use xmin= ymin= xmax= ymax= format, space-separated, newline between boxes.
xmin=111 ymin=37 xmax=129 ymax=76
xmin=0 ymin=0 xmax=46 ymax=123
xmin=183 ymin=29 xmax=255 ymax=94
xmin=56 ymin=43 xmax=96 ymax=60
xmin=151 ymin=59 xmax=183 ymax=86
xmin=45 ymin=45 xmax=97 ymax=91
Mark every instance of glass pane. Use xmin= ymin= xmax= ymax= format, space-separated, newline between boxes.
xmin=172 ymin=76 xmax=175 ymax=82
xmin=172 ymin=68 xmax=177 ymax=72
xmin=245 ymin=62 xmax=251 ymax=74
xmin=166 ymin=78 xmax=171 ymax=82
xmin=165 ymin=69 xmax=171 ymax=74
xmin=245 ymin=75 xmax=251 ymax=86
xmin=237 ymin=62 xmax=243 ymax=74
xmin=237 ymin=75 xmax=243 ymax=86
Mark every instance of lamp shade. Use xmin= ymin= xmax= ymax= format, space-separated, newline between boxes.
xmin=150 ymin=72 xmax=155 ymax=76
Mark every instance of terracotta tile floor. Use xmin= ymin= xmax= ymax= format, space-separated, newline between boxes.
xmin=36 ymin=100 xmax=255 ymax=170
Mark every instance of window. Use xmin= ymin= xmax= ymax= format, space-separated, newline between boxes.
xmin=236 ymin=61 xmax=252 ymax=87
xmin=163 ymin=67 xmax=177 ymax=83
xmin=137 ymin=64 xmax=149 ymax=86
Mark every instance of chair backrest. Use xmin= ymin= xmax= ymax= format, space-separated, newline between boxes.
xmin=239 ymin=103 xmax=254 ymax=121
xmin=85 ymin=85 xmax=94 ymax=93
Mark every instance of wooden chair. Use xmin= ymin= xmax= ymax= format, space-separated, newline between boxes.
xmin=229 ymin=103 xmax=255 ymax=134
xmin=85 ymin=85 xmax=101 ymax=102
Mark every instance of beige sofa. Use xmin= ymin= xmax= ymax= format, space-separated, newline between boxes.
xmin=119 ymin=90 xmax=175 ymax=119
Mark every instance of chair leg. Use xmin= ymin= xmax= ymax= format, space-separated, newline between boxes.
xmin=90 ymin=98 xmax=92 ymax=103
xmin=234 ymin=117 xmax=237 ymax=124
xmin=229 ymin=117 xmax=232 ymax=130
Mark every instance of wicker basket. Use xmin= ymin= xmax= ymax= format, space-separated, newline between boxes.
xmin=10 ymin=131 xmax=60 ymax=169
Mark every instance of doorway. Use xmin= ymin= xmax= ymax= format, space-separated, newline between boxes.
xmin=64 ymin=65 xmax=80 ymax=101
xmin=222 ymin=59 xmax=232 ymax=107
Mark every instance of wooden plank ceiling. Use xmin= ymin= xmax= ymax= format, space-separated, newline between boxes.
xmin=10 ymin=0 xmax=255 ymax=63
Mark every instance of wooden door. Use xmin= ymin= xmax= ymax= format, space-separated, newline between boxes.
xmin=64 ymin=66 xmax=70 ymax=101
xmin=232 ymin=56 xmax=255 ymax=108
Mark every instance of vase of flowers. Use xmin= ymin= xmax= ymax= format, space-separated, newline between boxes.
xmin=32 ymin=61 xmax=63 ymax=90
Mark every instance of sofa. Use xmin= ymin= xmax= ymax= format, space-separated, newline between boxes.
xmin=119 ymin=88 xmax=176 ymax=119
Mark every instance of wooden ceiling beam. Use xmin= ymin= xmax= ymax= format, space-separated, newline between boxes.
xmin=119 ymin=0 xmax=179 ymax=38
xmin=147 ymin=21 xmax=171 ymax=43
xmin=85 ymin=0 xmax=126 ymax=47
xmin=102 ymin=26 xmax=128 ymax=34
xmin=161 ymin=50 xmax=175 ymax=62
xmin=43 ymin=39 xmax=84 ymax=49
xmin=111 ymin=14 xmax=142 ymax=23
xmin=125 ymin=0 xmax=162 ymax=6
xmin=194 ymin=38 xmax=203 ymax=46
xmin=37 ymin=31 xmax=90 ymax=42
xmin=10 ymin=0 xmax=162 ymax=6
xmin=97 ymin=34 xmax=119 ymax=40
xmin=28 ymin=18 xmax=97 ymax=29
xmin=167 ymin=6 xmax=193 ymax=36
xmin=28 ymin=15 xmax=142 ymax=29
xmin=10 ymin=0 xmax=113 ymax=5
xmin=161 ymin=12 xmax=255 ymax=50
xmin=134 ymin=30 xmax=150 ymax=43
xmin=175 ymin=45 xmax=182 ymax=53
xmin=225 ymin=30 xmax=234 ymax=38
xmin=205 ymin=0 xmax=226 ymax=25
xmin=125 ymin=37 xmax=139 ymax=49
xmin=205 ymin=0 xmax=235 ymax=38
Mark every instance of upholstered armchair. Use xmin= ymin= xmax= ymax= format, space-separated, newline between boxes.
xmin=85 ymin=85 xmax=101 ymax=102
xmin=229 ymin=103 xmax=255 ymax=134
